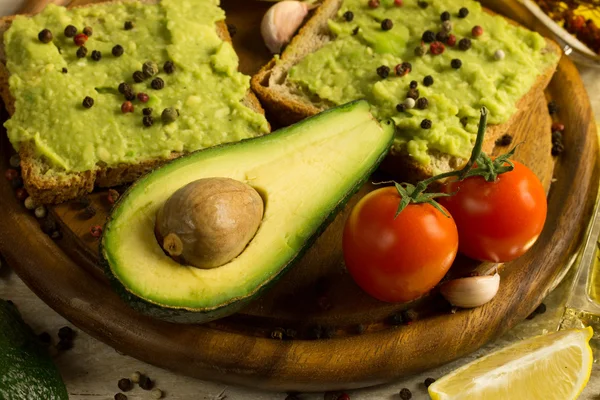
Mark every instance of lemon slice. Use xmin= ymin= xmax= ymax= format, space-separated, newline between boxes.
xmin=429 ymin=327 xmax=593 ymax=400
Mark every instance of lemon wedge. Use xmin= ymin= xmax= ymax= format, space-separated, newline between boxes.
xmin=429 ymin=327 xmax=593 ymax=400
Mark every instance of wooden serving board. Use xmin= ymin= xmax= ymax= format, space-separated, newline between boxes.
xmin=0 ymin=0 xmax=598 ymax=391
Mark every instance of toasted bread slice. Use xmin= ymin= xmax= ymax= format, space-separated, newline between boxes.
xmin=0 ymin=2 xmax=267 ymax=205
xmin=251 ymin=0 xmax=561 ymax=182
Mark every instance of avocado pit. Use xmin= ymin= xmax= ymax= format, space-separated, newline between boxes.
xmin=155 ymin=177 xmax=264 ymax=269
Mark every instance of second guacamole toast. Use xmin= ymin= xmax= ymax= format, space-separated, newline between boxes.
xmin=251 ymin=0 xmax=561 ymax=182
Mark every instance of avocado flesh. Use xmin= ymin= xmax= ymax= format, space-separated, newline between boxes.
xmin=0 ymin=300 xmax=68 ymax=400
xmin=102 ymin=101 xmax=394 ymax=322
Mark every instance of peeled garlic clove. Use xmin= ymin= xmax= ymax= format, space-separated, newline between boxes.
xmin=261 ymin=1 xmax=310 ymax=54
xmin=440 ymin=273 xmax=500 ymax=308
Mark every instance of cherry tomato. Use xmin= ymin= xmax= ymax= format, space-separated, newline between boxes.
xmin=438 ymin=160 xmax=547 ymax=263
xmin=343 ymin=186 xmax=458 ymax=303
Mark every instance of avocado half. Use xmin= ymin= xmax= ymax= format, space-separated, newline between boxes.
xmin=100 ymin=100 xmax=395 ymax=323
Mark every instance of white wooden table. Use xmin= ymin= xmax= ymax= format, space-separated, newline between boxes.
xmin=1 ymin=0 xmax=600 ymax=398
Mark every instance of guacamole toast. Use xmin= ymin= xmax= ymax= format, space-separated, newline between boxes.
xmin=251 ymin=0 xmax=562 ymax=182
xmin=0 ymin=0 xmax=268 ymax=205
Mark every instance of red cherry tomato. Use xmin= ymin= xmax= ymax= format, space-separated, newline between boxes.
xmin=439 ymin=160 xmax=547 ymax=263
xmin=343 ymin=186 xmax=458 ymax=303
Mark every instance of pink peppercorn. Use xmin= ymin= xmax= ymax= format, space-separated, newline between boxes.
xmin=552 ymin=122 xmax=565 ymax=132
xmin=472 ymin=25 xmax=483 ymax=37
xmin=447 ymin=34 xmax=457 ymax=46
xmin=430 ymin=41 xmax=445 ymax=55
xmin=74 ymin=33 xmax=88 ymax=46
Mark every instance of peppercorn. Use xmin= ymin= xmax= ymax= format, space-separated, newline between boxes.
xmin=82 ymin=26 xmax=93 ymax=37
xmin=399 ymin=388 xmax=412 ymax=399
xmin=112 ymin=44 xmax=124 ymax=57
xmin=430 ymin=41 xmax=445 ymax=55
xmin=24 ymin=197 xmax=36 ymax=210
xmin=447 ymin=34 xmax=457 ymax=46
xmin=414 ymin=42 xmax=427 ymax=56
xmin=271 ymin=328 xmax=284 ymax=340
xmin=151 ymin=388 xmax=163 ymax=399
xmin=143 ymin=107 xmax=153 ymax=116
xmin=459 ymin=7 xmax=469 ymax=18
xmin=62 ymin=67 xmax=68 ymax=73
xmin=114 ymin=394 xmax=127 ymax=400
xmin=552 ymin=142 xmax=564 ymax=156
xmin=424 ymin=377 xmax=436 ymax=387
xmin=163 ymin=61 xmax=176 ymax=74
xmin=41 ymin=218 xmax=57 ymax=235
xmin=121 ymin=101 xmax=134 ymax=113
xmin=409 ymin=80 xmax=418 ymax=89
xmin=5 ymin=169 xmax=18 ymax=181
xmin=56 ymin=339 xmax=73 ymax=351
xmin=552 ymin=131 xmax=563 ymax=143
xmin=416 ymin=97 xmax=429 ymax=109
xmin=90 ymin=50 xmax=101 ymax=61
xmin=421 ymin=119 xmax=432 ymax=129
xmin=124 ymin=21 xmax=135 ymax=30
xmin=161 ymin=107 xmax=179 ymax=123
xmin=137 ymin=92 xmax=149 ymax=103
xmin=337 ymin=394 xmax=350 ymax=400
xmin=64 ymin=25 xmax=77 ymax=38
xmin=38 ymin=29 xmax=53 ymax=43
xmin=403 ymin=98 xmax=415 ymax=109
xmin=407 ymin=88 xmax=419 ymax=100
xmin=11 ymin=177 xmax=23 ymax=189
xmin=117 ymin=82 xmax=130 ymax=94
xmin=472 ymin=25 xmax=483 ymax=37
xmin=34 ymin=206 xmax=47 ymax=219
xmin=57 ymin=326 xmax=74 ymax=341
xmin=38 ymin=331 xmax=52 ymax=345
xmin=90 ymin=225 xmax=102 ymax=238
xmin=9 ymin=154 xmax=20 ymax=169
xmin=368 ymin=0 xmax=380 ymax=8
xmin=151 ymin=77 xmax=165 ymax=90
xmin=436 ymin=31 xmax=448 ymax=43
xmin=139 ymin=375 xmax=154 ymax=390
xmin=495 ymin=133 xmax=513 ymax=146
xmin=548 ymin=101 xmax=559 ymax=115
xmin=418 ymin=1 xmax=429 ymax=9
xmin=422 ymin=30 xmax=435 ymax=43
xmin=376 ymin=65 xmax=390 ymax=78
xmin=451 ymin=58 xmax=462 ymax=69
xmin=494 ymin=49 xmax=505 ymax=60
xmin=130 ymin=372 xmax=141 ymax=384
xmin=441 ymin=11 xmax=450 ymax=21
xmin=535 ymin=303 xmax=547 ymax=314
xmin=124 ymin=91 xmax=136 ymax=101
xmin=403 ymin=309 xmax=418 ymax=323
xmin=133 ymin=71 xmax=145 ymax=83
xmin=394 ymin=0 xmax=403 ymax=5
xmin=118 ymin=378 xmax=133 ymax=392
xmin=50 ymin=230 xmax=63 ymax=240
xmin=395 ymin=62 xmax=411 ymax=77
xmin=552 ymin=122 xmax=565 ymax=132
xmin=15 ymin=188 xmax=28 ymax=201
xmin=107 ymin=189 xmax=120 ymax=205
xmin=396 ymin=103 xmax=406 ymax=112
xmin=423 ymin=75 xmax=434 ymax=86
xmin=227 ymin=23 xmax=237 ymax=37
xmin=74 ymin=33 xmax=88 ymax=46
xmin=388 ymin=312 xmax=404 ymax=326
xmin=381 ymin=19 xmax=393 ymax=31
xmin=458 ymin=38 xmax=472 ymax=50
xmin=82 ymin=96 xmax=94 ymax=109
xmin=76 ymin=46 xmax=88 ymax=58
xmin=143 ymin=61 xmax=159 ymax=78
xmin=343 ymin=11 xmax=354 ymax=22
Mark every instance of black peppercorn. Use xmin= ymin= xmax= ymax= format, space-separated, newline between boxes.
xmin=441 ymin=11 xmax=450 ymax=21
xmin=422 ymin=30 xmax=435 ymax=43
xmin=388 ymin=313 xmax=404 ymax=326
xmin=41 ymin=218 xmax=58 ymax=235
xmin=151 ymin=77 xmax=165 ymax=90
xmin=82 ymin=96 xmax=94 ymax=108
xmin=421 ymin=119 xmax=432 ymax=129
xmin=551 ymin=142 xmax=564 ymax=156
xmin=163 ymin=61 xmax=176 ymax=74
xmin=451 ymin=58 xmax=462 ymax=69
xmin=409 ymin=80 xmax=418 ymax=89
xmin=91 ymin=50 xmax=102 ymax=61
xmin=399 ymin=388 xmax=412 ymax=400
xmin=535 ymin=303 xmax=547 ymax=314
xmin=381 ymin=19 xmax=393 ymax=30
xmin=424 ymin=377 xmax=436 ymax=388
xmin=38 ymin=29 xmax=53 ymax=43
xmin=423 ymin=75 xmax=434 ymax=86
xmin=139 ymin=375 xmax=154 ymax=390
xmin=458 ymin=38 xmax=472 ymax=50
xmin=133 ymin=71 xmax=145 ymax=83
xmin=38 ymin=331 xmax=52 ymax=345
xmin=64 ymin=25 xmax=77 ymax=38
xmin=407 ymin=88 xmax=419 ymax=100
xmin=396 ymin=103 xmax=406 ymax=112
xmin=376 ymin=65 xmax=390 ymax=78
xmin=76 ymin=46 xmax=88 ymax=58
xmin=436 ymin=31 xmax=448 ymax=43
xmin=343 ymin=11 xmax=354 ymax=22
xmin=124 ymin=21 xmax=134 ymax=30
xmin=548 ymin=100 xmax=559 ymax=115
xmin=271 ymin=328 xmax=284 ymax=340
xmin=227 ymin=23 xmax=237 ymax=37
xmin=118 ymin=378 xmax=133 ymax=392
xmin=552 ymin=130 xmax=563 ymax=143
xmin=118 ymin=82 xmax=131 ymax=94
xmin=10 ymin=177 xmax=23 ymax=189
xmin=418 ymin=1 xmax=429 ymax=9
xmin=82 ymin=205 xmax=96 ymax=219
xmin=62 ymin=67 xmax=68 ymax=73
xmin=83 ymin=26 xmax=93 ymax=37
xmin=495 ymin=133 xmax=513 ymax=146
xmin=142 ymin=107 xmax=153 ymax=116
xmin=58 ymin=326 xmax=74 ymax=340
xmin=124 ymin=90 xmax=136 ymax=101
xmin=416 ymin=97 xmax=429 ymax=109
xmin=458 ymin=7 xmax=469 ymax=18
xmin=143 ymin=115 xmax=154 ymax=127
xmin=112 ymin=44 xmax=124 ymax=57
xmin=56 ymin=339 xmax=73 ymax=351
xmin=114 ymin=394 xmax=127 ymax=400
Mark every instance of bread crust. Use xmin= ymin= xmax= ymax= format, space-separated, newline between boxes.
xmin=0 ymin=5 xmax=267 ymax=204
xmin=251 ymin=0 xmax=561 ymax=182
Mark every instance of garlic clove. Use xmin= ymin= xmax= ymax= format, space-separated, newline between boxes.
xmin=261 ymin=1 xmax=310 ymax=54
xmin=440 ymin=273 xmax=500 ymax=309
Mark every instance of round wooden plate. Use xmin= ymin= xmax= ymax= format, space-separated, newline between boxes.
xmin=0 ymin=0 xmax=598 ymax=392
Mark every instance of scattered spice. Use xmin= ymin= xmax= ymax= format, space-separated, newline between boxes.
xmin=143 ymin=107 xmax=153 ymax=116
xmin=409 ymin=80 xmax=418 ymax=89
xmin=399 ymin=388 xmax=412 ymax=400
xmin=15 ymin=188 xmax=28 ymax=201
xmin=124 ymin=91 xmax=136 ymax=101
xmin=112 ymin=44 xmax=124 ymax=57
xmin=458 ymin=38 xmax=472 ymax=50
xmin=82 ymin=96 xmax=94 ymax=109
xmin=62 ymin=67 xmax=68 ymax=73
xmin=442 ymin=20 xmax=453 ymax=33
xmin=118 ymin=378 xmax=133 ymax=392
xmin=441 ymin=11 xmax=451 ymax=21
xmin=536 ymin=303 xmax=547 ymax=314
xmin=368 ymin=0 xmax=380 ymax=8
xmin=472 ymin=25 xmax=484 ymax=37
xmin=421 ymin=119 xmax=432 ymax=129
xmin=41 ymin=218 xmax=58 ymax=235
xmin=151 ymin=388 xmax=163 ymax=399
xmin=403 ymin=97 xmax=416 ymax=109
xmin=11 ymin=177 xmax=23 ymax=189
xmin=38 ymin=29 xmax=53 ymax=43
xmin=34 ymin=206 xmax=47 ymax=219
xmin=446 ymin=34 xmax=457 ymax=46
xmin=143 ymin=61 xmax=159 ymax=78
xmin=58 ymin=326 xmax=75 ymax=341
xmin=552 ymin=130 xmax=563 ymax=143
xmin=5 ymin=169 xmax=18 ymax=181
xmin=451 ymin=58 xmax=462 ymax=69
xmin=74 ymin=33 xmax=88 ymax=46
xmin=133 ymin=71 xmax=145 ymax=83
xmin=124 ymin=21 xmax=135 ymax=30
xmin=271 ymin=328 xmax=285 ymax=340
xmin=388 ymin=312 xmax=404 ymax=326
xmin=552 ymin=122 xmax=565 ymax=132
xmin=114 ymin=394 xmax=127 ymax=400
xmin=24 ymin=197 xmax=36 ymax=210
xmin=121 ymin=101 xmax=134 ymax=113
xmin=406 ymin=88 xmax=420 ymax=100
xmin=64 ymin=25 xmax=77 ymax=37
xmin=422 ymin=30 xmax=435 ymax=43
xmin=76 ymin=46 xmax=88 ymax=58
xmin=436 ymin=31 xmax=449 ymax=43
xmin=137 ymin=93 xmax=150 ymax=103
xmin=118 ymin=82 xmax=132 ymax=94
xmin=227 ymin=23 xmax=237 ymax=37
xmin=552 ymin=142 xmax=565 ymax=156
xmin=82 ymin=205 xmax=96 ymax=219
xmin=381 ymin=19 xmax=394 ymax=31
xmin=424 ymin=377 xmax=436 ymax=388
xmin=429 ymin=41 xmax=445 ymax=55
xmin=416 ymin=97 xmax=429 ymax=109
xmin=395 ymin=62 xmax=411 ymax=76
xmin=376 ymin=65 xmax=390 ymax=78
xmin=83 ymin=26 xmax=93 ymax=37
xmin=151 ymin=77 xmax=165 ymax=90
xmin=90 ymin=225 xmax=103 ymax=238
xmin=130 ymin=371 xmax=141 ymax=384
xmin=139 ymin=375 xmax=154 ymax=390
xmin=9 ymin=154 xmax=20 ymax=168
xmin=343 ymin=11 xmax=354 ymax=22
xmin=396 ymin=103 xmax=406 ymax=112
xmin=56 ymin=339 xmax=73 ymax=351
xmin=161 ymin=107 xmax=179 ymax=123
xmin=394 ymin=0 xmax=403 ymax=6
xmin=414 ymin=42 xmax=427 ymax=56
xmin=494 ymin=49 xmax=505 ymax=60
xmin=163 ymin=61 xmax=176 ymax=74
xmin=548 ymin=101 xmax=559 ymax=115
xmin=107 ymin=189 xmax=120 ymax=204
xmin=38 ymin=331 xmax=52 ymax=345
xmin=91 ymin=50 xmax=102 ymax=61
xmin=418 ymin=1 xmax=429 ymax=9
xmin=495 ymin=133 xmax=513 ymax=146
xmin=458 ymin=7 xmax=469 ymax=18
xmin=337 ymin=393 xmax=350 ymax=400
xmin=423 ymin=75 xmax=434 ymax=86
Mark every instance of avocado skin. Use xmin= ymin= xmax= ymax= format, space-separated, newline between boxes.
xmin=100 ymin=101 xmax=394 ymax=324
xmin=0 ymin=300 xmax=68 ymax=400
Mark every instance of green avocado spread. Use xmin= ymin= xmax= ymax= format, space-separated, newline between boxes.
xmin=4 ymin=0 xmax=269 ymax=172
xmin=287 ymin=0 xmax=558 ymax=168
